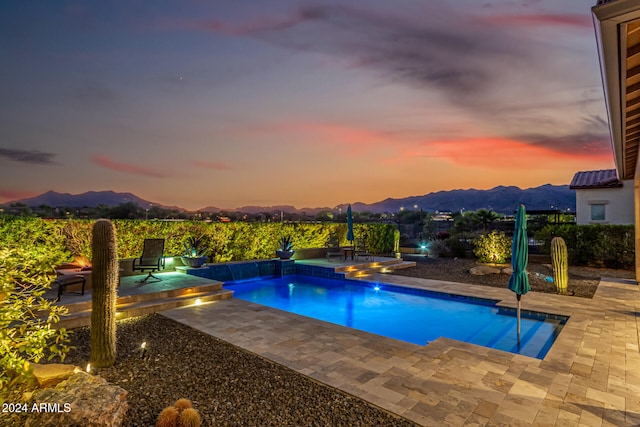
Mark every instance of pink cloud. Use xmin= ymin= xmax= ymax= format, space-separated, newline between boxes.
xmin=410 ymin=137 xmax=611 ymax=168
xmin=480 ymin=14 xmax=592 ymax=29
xmin=192 ymin=161 xmax=232 ymax=170
xmin=91 ymin=155 xmax=169 ymax=178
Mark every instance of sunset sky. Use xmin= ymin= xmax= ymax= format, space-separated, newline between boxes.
xmin=0 ymin=0 xmax=613 ymax=210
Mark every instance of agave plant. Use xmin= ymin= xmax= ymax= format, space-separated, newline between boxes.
xmin=183 ymin=236 xmax=208 ymax=258
xmin=278 ymin=235 xmax=294 ymax=252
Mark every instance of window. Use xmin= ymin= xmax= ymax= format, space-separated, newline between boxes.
xmin=590 ymin=204 xmax=605 ymax=221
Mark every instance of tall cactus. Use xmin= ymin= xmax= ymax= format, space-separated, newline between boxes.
xmin=90 ymin=219 xmax=118 ymax=368
xmin=551 ymin=236 xmax=568 ymax=295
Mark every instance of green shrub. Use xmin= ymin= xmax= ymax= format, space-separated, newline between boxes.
xmin=0 ymin=217 xmax=400 ymax=262
xmin=535 ymin=224 xmax=634 ymax=269
xmin=473 ymin=231 xmax=512 ymax=264
xmin=0 ymin=242 xmax=72 ymax=403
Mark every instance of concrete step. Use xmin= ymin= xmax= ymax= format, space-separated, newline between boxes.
xmin=56 ymin=288 xmax=233 ymax=329
xmin=333 ymin=258 xmax=406 ymax=273
xmin=59 ymin=282 xmax=224 ymax=315
xmin=343 ymin=260 xmax=416 ymax=278
xmin=379 ymin=260 xmax=416 ymax=272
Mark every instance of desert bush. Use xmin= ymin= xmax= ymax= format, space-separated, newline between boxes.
xmin=445 ymin=237 xmax=469 ymax=258
xmin=427 ymin=240 xmax=450 ymax=258
xmin=0 ymin=241 xmax=72 ymax=403
xmin=435 ymin=231 xmax=450 ymax=240
xmin=473 ymin=231 xmax=511 ymax=264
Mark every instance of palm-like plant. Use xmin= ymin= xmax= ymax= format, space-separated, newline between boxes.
xmin=278 ymin=235 xmax=294 ymax=252
xmin=472 ymin=209 xmax=501 ymax=232
xmin=183 ymin=236 xmax=208 ymax=258
xmin=452 ymin=211 xmax=474 ymax=235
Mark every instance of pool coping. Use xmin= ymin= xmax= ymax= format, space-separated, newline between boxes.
xmin=161 ymin=273 xmax=640 ymax=426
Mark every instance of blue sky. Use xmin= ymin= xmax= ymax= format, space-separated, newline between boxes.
xmin=0 ymin=0 xmax=613 ymax=210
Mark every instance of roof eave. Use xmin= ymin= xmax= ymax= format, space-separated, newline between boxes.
xmin=592 ymin=0 xmax=640 ymax=181
xmin=592 ymin=7 xmax=625 ymax=179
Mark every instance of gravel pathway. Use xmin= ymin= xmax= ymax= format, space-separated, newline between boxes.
xmin=53 ymin=314 xmax=417 ymax=427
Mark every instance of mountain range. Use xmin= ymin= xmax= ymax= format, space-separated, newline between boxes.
xmin=337 ymin=184 xmax=574 ymax=214
xmin=4 ymin=184 xmax=575 ymax=214
xmin=6 ymin=191 xmax=179 ymax=211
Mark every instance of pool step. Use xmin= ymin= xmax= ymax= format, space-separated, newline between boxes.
xmin=467 ymin=318 xmax=564 ymax=359
xmin=340 ymin=259 xmax=417 ymax=278
xmin=55 ymin=285 xmax=233 ymax=330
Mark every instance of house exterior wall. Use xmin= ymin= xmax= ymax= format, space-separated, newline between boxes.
xmin=575 ymin=180 xmax=634 ymax=225
xmin=635 ymin=175 xmax=640 ymax=281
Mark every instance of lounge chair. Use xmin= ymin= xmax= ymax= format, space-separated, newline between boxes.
xmin=355 ymin=238 xmax=373 ymax=261
xmin=326 ymin=237 xmax=343 ymax=261
xmin=132 ymin=238 xmax=165 ymax=283
xmin=53 ymin=274 xmax=86 ymax=301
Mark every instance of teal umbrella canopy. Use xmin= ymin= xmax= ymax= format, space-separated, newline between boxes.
xmin=508 ymin=204 xmax=530 ymax=296
xmin=346 ymin=204 xmax=355 ymax=244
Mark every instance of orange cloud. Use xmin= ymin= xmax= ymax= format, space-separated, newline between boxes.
xmin=92 ymin=155 xmax=169 ymax=178
xmin=0 ymin=189 xmax=37 ymax=203
xmin=250 ymin=121 xmax=393 ymax=153
xmin=411 ymin=138 xmax=612 ymax=168
xmin=192 ymin=161 xmax=232 ymax=170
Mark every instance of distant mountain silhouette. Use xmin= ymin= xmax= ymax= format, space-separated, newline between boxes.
xmin=5 ymin=184 xmax=575 ymax=214
xmin=198 ymin=204 xmax=333 ymax=215
xmin=335 ymin=184 xmax=575 ymax=214
xmin=7 ymin=191 xmax=178 ymax=210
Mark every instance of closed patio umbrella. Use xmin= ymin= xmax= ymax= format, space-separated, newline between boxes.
xmin=346 ymin=204 xmax=355 ymax=246
xmin=508 ymin=204 xmax=530 ymax=337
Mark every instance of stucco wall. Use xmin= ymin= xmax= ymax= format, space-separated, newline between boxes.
xmin=575 ymin=180 xmax=634 ymax=225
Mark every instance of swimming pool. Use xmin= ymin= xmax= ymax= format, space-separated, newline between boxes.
xmin=227 ymin=275 xmax=567 ymax=359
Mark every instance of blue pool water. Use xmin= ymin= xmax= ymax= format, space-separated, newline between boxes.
xmin=227 ymin=275 xmax=567 ymax=359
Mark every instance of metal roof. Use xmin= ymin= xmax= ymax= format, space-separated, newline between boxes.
xmin=569 ymin=169 xmax=623 ymax=189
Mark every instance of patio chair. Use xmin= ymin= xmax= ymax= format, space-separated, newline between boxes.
xmin=132 ymin=238 xmax=165 ymax=283
xmin=355 ymin=238 xmax=373 ymax=261
xmin=326 ymin=236 xmax=343 ymax=261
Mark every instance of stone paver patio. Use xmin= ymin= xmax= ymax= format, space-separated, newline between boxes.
xmin=161 ymin=272 xmax=640 ymax=426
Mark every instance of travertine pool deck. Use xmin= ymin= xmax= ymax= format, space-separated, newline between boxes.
xmin=162 ymin=273 xmax=640 ymax=426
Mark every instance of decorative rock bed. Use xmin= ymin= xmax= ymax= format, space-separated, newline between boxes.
xmin=29 ymin=314 xmax=416 ymax=427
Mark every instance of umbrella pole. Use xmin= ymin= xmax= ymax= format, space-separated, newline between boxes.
xmin=516 ymin=294 xmax=521 ymax=336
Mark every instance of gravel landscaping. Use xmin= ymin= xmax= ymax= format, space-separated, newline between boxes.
xmin=38 ymin=314 xmax=417 ymax=427
xmin=393 ymin=255 xmax=635 ymax=298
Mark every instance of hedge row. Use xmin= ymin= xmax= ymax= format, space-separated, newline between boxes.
xmin=534 ymin=224 xmax=634 ymax=269
xmin=0 ymin=218 xmax=400 ymax=263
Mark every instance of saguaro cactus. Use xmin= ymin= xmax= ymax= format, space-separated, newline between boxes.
xmin=90 ymin=219 xmax=119 ymax=368
xmin=550 ymin=236 xmax=568 ymax=295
